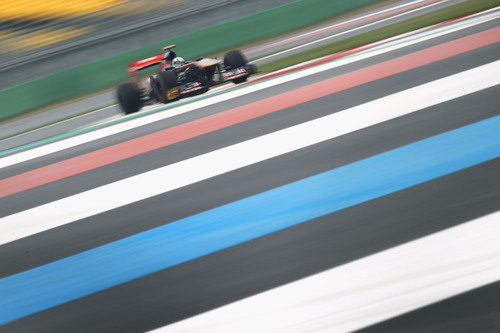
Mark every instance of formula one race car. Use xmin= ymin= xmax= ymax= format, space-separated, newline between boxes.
xmin=117 ymin=45 xmax=256 ymax=114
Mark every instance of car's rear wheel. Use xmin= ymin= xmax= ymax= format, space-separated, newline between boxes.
xmin=157 ymin=70 xmax=178 ymax=103
xmin=117 ymin=82 xmax=141 ymax=114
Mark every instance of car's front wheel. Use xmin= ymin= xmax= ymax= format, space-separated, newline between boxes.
xmin=224 ymin=50 xmax=250 ymax=84
xmin=224 ymin=50 xmax=247 ymax=69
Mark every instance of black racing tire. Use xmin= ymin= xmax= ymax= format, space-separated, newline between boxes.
xmin=117 ymin=82 xmax=141 ymax=114
xmin=157 ymin=70 xmax=178 ymax=103
xmin=224 ymin=50 xmax=247 ymax=69
xmin=224 ymin=50 xmax=250 ymax=84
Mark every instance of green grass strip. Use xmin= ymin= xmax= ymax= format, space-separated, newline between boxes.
xmin=259 ymin=0 xmax=500 ymax=73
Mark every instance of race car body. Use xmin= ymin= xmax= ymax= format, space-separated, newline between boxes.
xmin=117 ymin=45 xmax=256 ymax=114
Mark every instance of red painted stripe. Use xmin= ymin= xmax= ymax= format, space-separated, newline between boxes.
xmin=1 ymin=27 xmax=499 ymax=198
xmin=246 ymin=0 xmax=446 ymax=55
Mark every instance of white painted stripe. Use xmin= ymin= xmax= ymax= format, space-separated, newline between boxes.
xmin=253 ymin=6 xmax=498 ymax=75
xmin=0 ymin=61 xmax=498 ymax=246
xmin=0 ymin=105 xmax=117 ymax=144
xmin=254 ymin=0 xmax=452 ymax=63
xmin=158 ymin=210 xmax=500 ymax=333
xmin=0 ymin=10 xmax=496 ymax=169
xmin=247 ymin=0 xmax=437 ymax=55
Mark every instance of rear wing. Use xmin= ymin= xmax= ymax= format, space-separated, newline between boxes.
xmin=127 ymin=45 xmax=177 ymax=76
xmin=163 ymin=44 xmax=176 ymax=51
xmin=127 ymin=54 xmax=163 ymax=76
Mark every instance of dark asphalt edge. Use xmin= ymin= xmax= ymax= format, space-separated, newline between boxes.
xmin=358 ymin=280 xmax=500 ymax=333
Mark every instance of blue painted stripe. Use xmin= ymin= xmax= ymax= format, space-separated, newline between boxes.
xmin=1 ymin=115 xmax=499 ymax=325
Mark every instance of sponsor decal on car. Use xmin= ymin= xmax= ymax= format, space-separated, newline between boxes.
xmin=166 ymin=87 xmax=180 ymax=100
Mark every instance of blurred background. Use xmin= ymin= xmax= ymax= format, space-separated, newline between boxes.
xmin=2 ymin=0 xmax=487 ymax=124
xmin=0 ymin=0 xmax=294 ymax=89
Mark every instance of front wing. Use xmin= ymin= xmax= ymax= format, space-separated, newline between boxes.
xmin=165 ymin=64 xmax=255 ymax=100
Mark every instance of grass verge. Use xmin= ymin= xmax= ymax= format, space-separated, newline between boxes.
xmin=205 ymin=0 xmax=404 ymax=59
xmin=258 ymin=0 xmax=500 ymax=73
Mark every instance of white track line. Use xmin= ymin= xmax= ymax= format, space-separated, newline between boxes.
xmin=0 ymin=11 xmax=496 ymax=169
xmin=246 ymin=0 xmax=439 ymax=55
xmin=0 ymin=105 xmax=118 ymax=144
xmin=254 ymin=0 xmax=452 ymax=62
xmin=159 ymin=210 xmax=500 ymax=333
xmin=1 ymin=61 xmax=498 ymax=246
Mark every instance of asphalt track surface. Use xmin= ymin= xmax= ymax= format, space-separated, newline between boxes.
xmin=0 ymin=0 xmax=469 ymax=149
xmin=247 ymin=0 xmax=469 ymax=63
xmin=360 ymin=280 xmax=500 ymax=332
xmin=0 ymin=12 xmax=499 ymax=333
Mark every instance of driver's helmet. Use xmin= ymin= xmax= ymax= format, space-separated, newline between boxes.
xmin=172 ymin=57 xmax=185 ymax=68
xmin=162 ymin=50 xmax=175 ymax=61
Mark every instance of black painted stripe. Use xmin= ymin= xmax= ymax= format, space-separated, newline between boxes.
xmin=2 ymin=157 xmax=499 ymax=333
